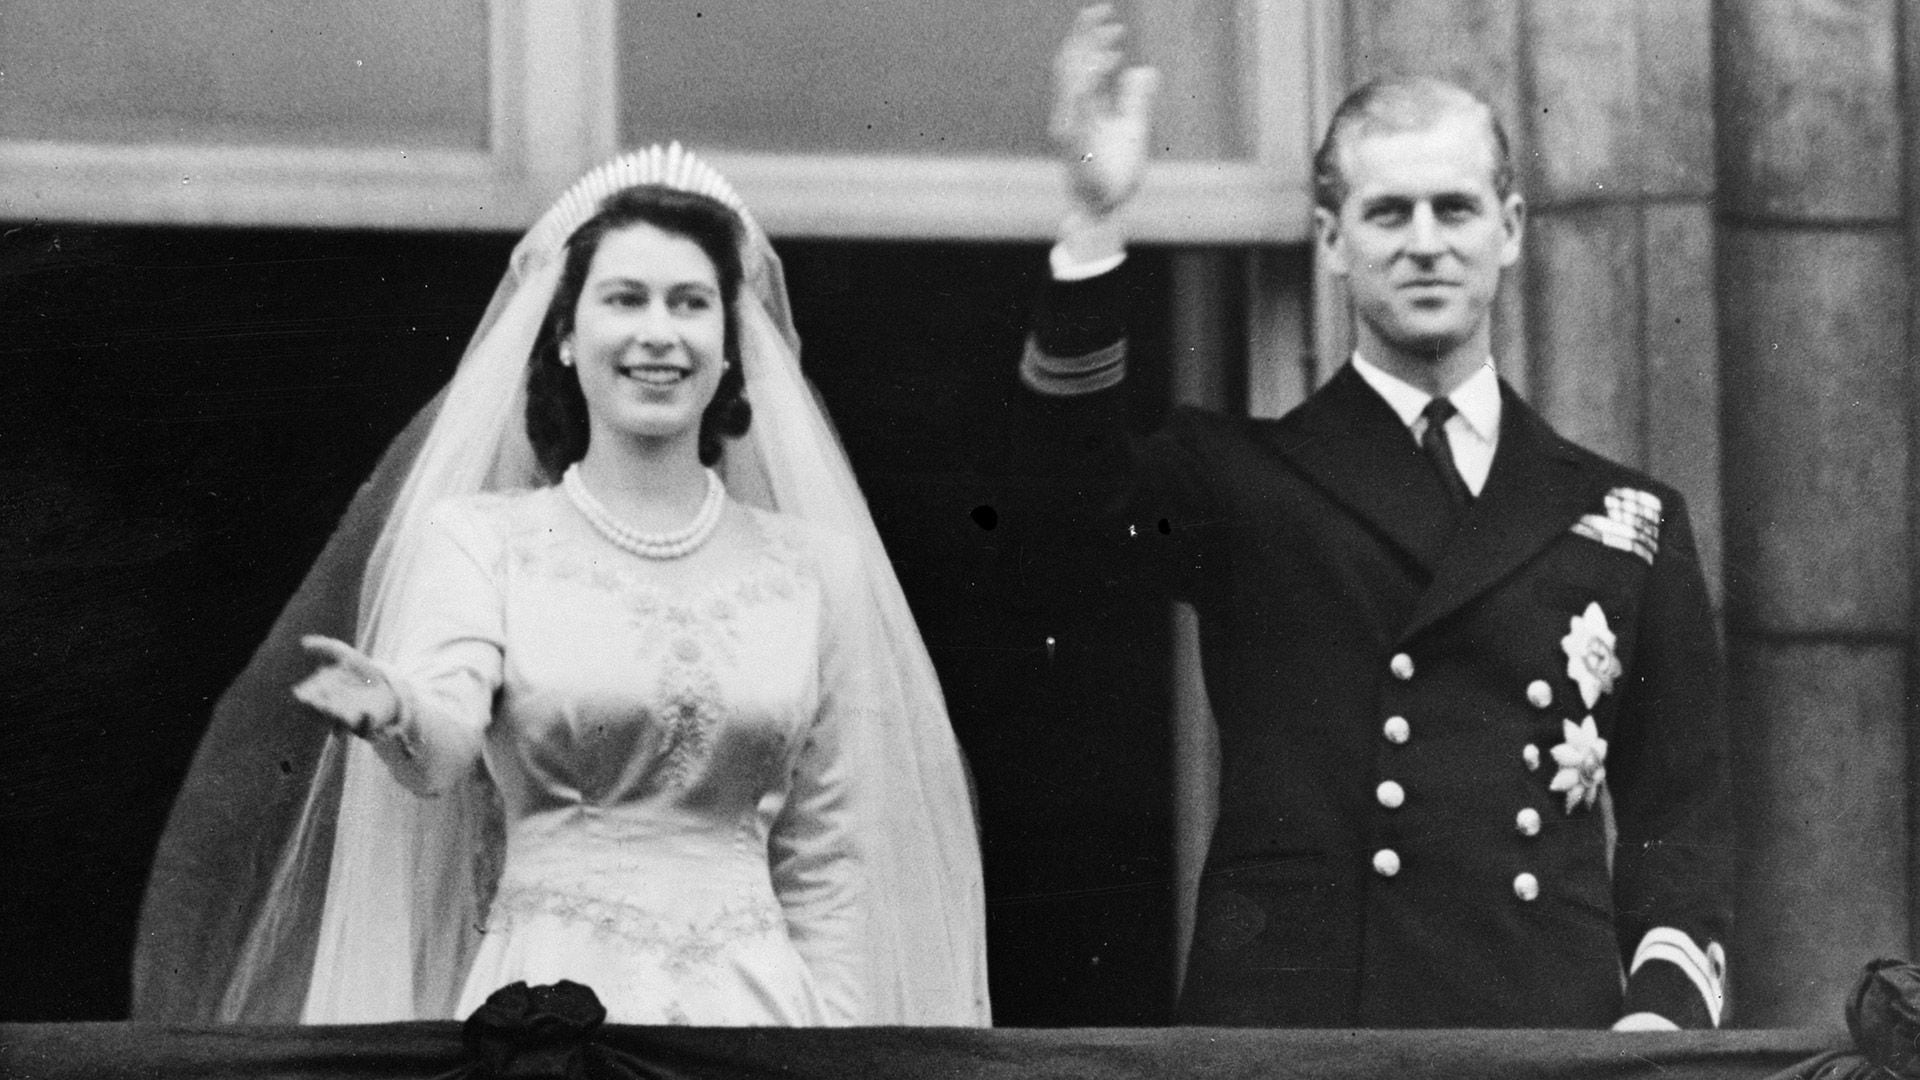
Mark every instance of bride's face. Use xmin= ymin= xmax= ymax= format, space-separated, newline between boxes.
xmin=567 ymin=222 xmax=727 ymax=452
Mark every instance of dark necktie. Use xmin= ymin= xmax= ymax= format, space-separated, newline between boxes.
xmin=1421 ymin=397 xmax=1473 ymax=515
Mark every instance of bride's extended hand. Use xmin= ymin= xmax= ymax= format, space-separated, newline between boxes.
xmin=292 ymin=634 xmax=398 ymax=738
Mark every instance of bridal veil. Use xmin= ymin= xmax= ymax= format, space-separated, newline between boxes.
xmin=132 ymin=145 xmax=990 ymax=1026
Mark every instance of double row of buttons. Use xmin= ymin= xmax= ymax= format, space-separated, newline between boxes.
xmin=1371 ymin=653 xmax=1549 ymax=903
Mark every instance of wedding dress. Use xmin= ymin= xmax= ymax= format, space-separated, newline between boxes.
xmin=132 ymin=145 xmax=989 ymax=1026
xmin=378 ymin=491 xmax=870 ymax=1024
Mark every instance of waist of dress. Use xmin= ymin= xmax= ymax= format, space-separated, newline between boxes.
xmin=500 ymin=806 xmax=769 ymax=887
xmin=490 ymin=809 xmax=789 ymax=954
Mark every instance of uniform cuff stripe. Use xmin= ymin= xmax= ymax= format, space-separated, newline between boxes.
xmin=1631 ymin=927 xmax=1725 ymax=1027
xmin=1020 ymin=337 xmax=1127 ymax=397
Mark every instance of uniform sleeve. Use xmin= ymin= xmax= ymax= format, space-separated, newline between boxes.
xmin=1014 ymin=261 xmax=1234 ymax=603
xmin=767 ymin=534 xmax=870 ymax=1024
xmin=1020 ymin=257 xmax=1136 ymax=397
xmin=1607 ymin=490 xmax=1734 ymax=1028
xmin=359 ymin=500 xmax=504 ymax=797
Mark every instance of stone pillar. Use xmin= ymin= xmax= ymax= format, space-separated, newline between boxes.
xmin=1716 ymin=0 xmax=1913 ymax=1027
xmin=1904 ymin=0 xmax=1920 ymax=966
xmin=1519 ymin=0 xmax=1723 ymax=593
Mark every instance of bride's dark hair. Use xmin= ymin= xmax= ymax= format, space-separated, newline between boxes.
xmin=525 ymin=185 xmax=752 ymax=478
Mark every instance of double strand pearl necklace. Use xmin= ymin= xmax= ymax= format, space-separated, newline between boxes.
xmin=562 ymin=463 xmax=726 ymax=560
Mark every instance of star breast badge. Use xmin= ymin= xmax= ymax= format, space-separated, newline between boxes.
xmin=1549 ymin=716 xmax=1609 ymax=813
xmin=1571 ymin=487 xmax=1662 ymax=564
xmin=1561 ymin=602 xmax=1623 ymax=709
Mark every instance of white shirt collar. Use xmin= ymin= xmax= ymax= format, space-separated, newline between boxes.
xmin=1349 ymin=353 xmax=1502 ymax=444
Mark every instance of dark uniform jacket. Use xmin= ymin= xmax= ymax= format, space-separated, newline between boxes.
xmin=1019 ymin=267 xmax=1733 ymax=1029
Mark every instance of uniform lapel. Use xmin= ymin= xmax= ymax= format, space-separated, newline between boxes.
xmin=1396 ymin=386 xmax=1600 ymax=643
xmin=1273 ymin=363 xmax=1458 ymax=573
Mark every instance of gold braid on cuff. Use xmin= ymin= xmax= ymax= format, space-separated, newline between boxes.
xmin=1018 ymin=336 xmax=1127 ymax=396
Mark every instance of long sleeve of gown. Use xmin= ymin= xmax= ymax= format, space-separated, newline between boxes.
xmin=766 ymin=532 xmax=869 ymax=1024
xmin=360 ymin=499 xmax=505 ymax=797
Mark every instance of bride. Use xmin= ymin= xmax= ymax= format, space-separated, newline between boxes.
xmin=131 ymin=146 xmax=990 ymax=1027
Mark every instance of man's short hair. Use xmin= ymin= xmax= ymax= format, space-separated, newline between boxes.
xmin=1311 ymin=76 xmax=1515 ymax=213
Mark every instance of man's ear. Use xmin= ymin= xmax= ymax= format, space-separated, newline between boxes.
xmin=1498 ymin=193 xmax=1526 ymax=267
xmin=1314 ymin=206 xmax=1350 ymax=276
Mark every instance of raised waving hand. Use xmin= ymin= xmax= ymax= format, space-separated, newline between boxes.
xmin=1051 ymin=4 xmax=1160 ymax=220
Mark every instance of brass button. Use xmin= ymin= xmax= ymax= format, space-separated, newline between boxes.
xmin=1526 ymin=680 xmax=1553 ymax=708
xmin=1372 ymin=849 xmax=1401 ymax=878
xmin=1383 ymin=716 xmax=1411 ymax=744
xmin=1516 ymin=808 xmax=1542 ymax=837
xmin=1514 ymin=872 xmax=1540 ymax=901
xmin=1376 ymin=780 xmax=1406 ymax=809
xmin=1523 ymin=744 xmax=1541 ymax=771
xmin=1389 ymin=653 xmax=1415 ymax=681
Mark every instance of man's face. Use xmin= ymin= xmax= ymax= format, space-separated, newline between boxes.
xmin=1316 ymin=111 xmax=1524 ymax=367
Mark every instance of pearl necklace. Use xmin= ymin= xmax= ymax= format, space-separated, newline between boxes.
xmin=562 ymin=463 xmax=726 ymax=560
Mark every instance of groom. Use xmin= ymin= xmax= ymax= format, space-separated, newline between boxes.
xmin=1014 ymin=6 xmax=1733 ymax=1029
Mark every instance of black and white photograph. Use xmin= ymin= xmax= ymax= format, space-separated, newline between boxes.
xmin=2 ymin=2 xmax=1916 ymax=1077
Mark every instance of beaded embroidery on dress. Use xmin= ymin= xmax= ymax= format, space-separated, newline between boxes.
xmin=391 ymin=488 xmax=865 ymax=1025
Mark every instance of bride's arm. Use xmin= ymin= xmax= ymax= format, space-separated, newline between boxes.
xmin=294 ymin=500 xmax=503 ymax=795
xmin=767 ymin=532 xmax=872 ymax=1025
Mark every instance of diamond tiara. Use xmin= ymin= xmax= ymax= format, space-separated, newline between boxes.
xmin=521 ymin=142 xmax=764 ymax=268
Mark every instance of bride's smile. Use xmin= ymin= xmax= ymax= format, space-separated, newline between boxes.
xmin=569 ymin=222 xmax=727 ymax=447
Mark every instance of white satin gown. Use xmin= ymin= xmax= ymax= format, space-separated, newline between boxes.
xmin=363 ymin=486 xmax=868 ymax=1025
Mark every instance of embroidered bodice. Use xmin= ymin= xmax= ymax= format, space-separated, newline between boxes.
xmin=363 ymin=486 xmax=865 ymax=1025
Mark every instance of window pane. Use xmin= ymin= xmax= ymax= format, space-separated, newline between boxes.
xmin=616 ymin=0 xmax=1249 ymax=160
xmin=0 ymin=0 xmax=489 ymax=149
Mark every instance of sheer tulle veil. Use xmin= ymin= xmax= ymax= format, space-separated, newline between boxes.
xmin=131 ymin=145 xmax=991 ymax=1026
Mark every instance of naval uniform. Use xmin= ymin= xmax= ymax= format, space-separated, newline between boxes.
xmin=1016 ymin=262 xmax=1733 ymax=1029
